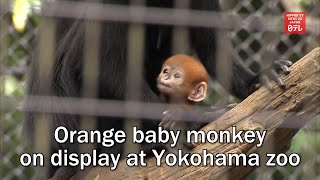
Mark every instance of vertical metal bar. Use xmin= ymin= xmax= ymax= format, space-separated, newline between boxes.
xmin=172 ymin=0 xmax=190 ymax=53
xmin=171 ymin=0 xmax=190 ymax=154
xmin=124 ymin=0 xmax=145 ymax=155
xmin=215 ymin=30 xmax=233 ymax=91
xmin=77 ymin=0 xmax=102 ymax=163
xmin=34 ymin=17 xmax=56 ymax=178
xmin=80 ymin=19 xmax=101 ymax=154
xmin=213 ymin=7 xmax=233 ymax=180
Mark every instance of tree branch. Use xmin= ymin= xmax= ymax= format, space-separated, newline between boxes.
xmin=72 ymin=47 xmax=320 ymax=180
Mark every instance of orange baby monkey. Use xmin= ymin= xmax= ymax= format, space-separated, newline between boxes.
xmin=157 ymin=54 xmax=210 ymax=131
xmin=157 ymin=54 xmax=209 ymax=105
xmin=157 ymin=54 xmax=211 ymax=153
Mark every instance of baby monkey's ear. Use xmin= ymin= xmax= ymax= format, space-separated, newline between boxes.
xmin=188 ymin=81 xmax=207 ymax=102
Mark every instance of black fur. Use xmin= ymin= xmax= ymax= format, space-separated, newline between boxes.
xmin=24 ymin=0 xmax=290 ymax=179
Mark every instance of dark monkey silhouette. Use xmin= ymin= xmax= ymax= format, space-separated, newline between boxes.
xmin=24 ymin=0 xmax=291 ymax=179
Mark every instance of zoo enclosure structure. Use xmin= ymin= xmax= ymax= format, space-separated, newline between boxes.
xmin=0 ymin=0 xmax=319 ymax=179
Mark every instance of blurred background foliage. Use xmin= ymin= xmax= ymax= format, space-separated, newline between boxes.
xmin=0 ymin=0 xmax=319 ymax=179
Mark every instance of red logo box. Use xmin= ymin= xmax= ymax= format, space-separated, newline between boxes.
xmin=284 ymin=12 xmax=306 ymax=34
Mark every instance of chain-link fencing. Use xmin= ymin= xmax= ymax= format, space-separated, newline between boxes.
xmin=1 ymin=0 xmax=319 ymax=179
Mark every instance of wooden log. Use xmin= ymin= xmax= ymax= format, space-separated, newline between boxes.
xmin=72 ymin=47 xmax=320 ymax=180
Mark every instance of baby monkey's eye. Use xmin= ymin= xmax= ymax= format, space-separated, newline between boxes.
xmin=174 ymin=73 xmax=181 ymax=78
xmin=163 ymin=68 xmax=169 ymax=74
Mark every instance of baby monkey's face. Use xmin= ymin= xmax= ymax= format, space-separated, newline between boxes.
xmin=157 ymin=54 xmax=208 ymax=103
xmin=157 ymin=65 xmax=185 ymax=96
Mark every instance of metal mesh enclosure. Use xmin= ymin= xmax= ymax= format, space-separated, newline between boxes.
xmin=1 ymin=2 xmax=38 ymax=179
xmin=1 ymin=0 xmax=319 ymax=179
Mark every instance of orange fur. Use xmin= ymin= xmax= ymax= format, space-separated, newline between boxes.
xmin=162 ymin=54 xmax=208 ymax=90
xmin=159 ymin=54 xmax=209 ymax=104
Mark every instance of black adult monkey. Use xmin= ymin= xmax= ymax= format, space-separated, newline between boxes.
xmin=24 ymin=0 xmax=291 ymax=179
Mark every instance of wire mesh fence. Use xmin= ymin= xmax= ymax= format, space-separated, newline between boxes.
xmin=1 ymin=0 xmax=319 ymax=179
